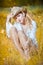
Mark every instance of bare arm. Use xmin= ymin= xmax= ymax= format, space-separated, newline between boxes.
xmin=10 ymin=27 xmax=27 ymax=59
xmin=26 ymin=13 xmax=33 ymax=22
xmin=10 ymin=27 xmax=22 ymax=50
xmin=18 ymin=30 xmax=31 ymax=50
xmin=18 ymin=30 xmax=32 ymax=60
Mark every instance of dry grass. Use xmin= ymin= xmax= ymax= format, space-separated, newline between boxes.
xmin=0 ymin=7 xmax=43 ymax=65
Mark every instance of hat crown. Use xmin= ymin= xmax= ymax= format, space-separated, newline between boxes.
xmin=11 ymin=7 xmax=22 ymax=15
xmin=11 ymin=7 xmax=27 ymax=17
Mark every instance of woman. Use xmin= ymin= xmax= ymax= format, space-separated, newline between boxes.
xmin=6 ymin=7 xmax=38 ymax=60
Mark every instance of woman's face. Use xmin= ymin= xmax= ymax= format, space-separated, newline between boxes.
xmin=16 ymin=12 xmax=26 ymax=24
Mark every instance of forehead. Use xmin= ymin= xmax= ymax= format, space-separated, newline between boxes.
xmin=17 ymin=12 xmax=25 ymax=16
xmin=16 ymin=13 xmax=22 ymax=18
xmin=14 ymin=12 xmax=26 ymax=18
xmin=15 ymin=12 xmax=22 ymax=17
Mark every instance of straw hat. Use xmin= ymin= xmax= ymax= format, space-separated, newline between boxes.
xmin=11 ymin=7 xmax=27 ymax=17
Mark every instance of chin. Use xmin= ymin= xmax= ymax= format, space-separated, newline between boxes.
xmin=20 ymin=22 xmax=23 ymax=24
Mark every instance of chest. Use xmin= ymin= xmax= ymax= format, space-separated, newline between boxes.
xmin=22 ymin=24 xmax=33 ymax=33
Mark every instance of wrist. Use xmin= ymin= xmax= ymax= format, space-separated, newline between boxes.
xmin=7 ymin=16 xmax=11 ymax=22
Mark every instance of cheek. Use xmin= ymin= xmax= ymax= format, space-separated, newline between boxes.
xmin=18 ymin=17 xmax=22 ymax=21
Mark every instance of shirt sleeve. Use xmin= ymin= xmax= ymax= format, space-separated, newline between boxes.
xmin=29 ymin=20 xmax=38 ymax=45
xmin=6 ymin=22 xmax=12 ymax=38
xmin=32 ymin=20 xmax=37 ymax=33
xmin=14 ymin=22 xmax=23 ymax=31
xmin=29 ymin=20 xmax=37 ymax=40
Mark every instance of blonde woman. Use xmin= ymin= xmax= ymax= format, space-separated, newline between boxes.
xmin=6 ymin=7 xmax=38 ymax=60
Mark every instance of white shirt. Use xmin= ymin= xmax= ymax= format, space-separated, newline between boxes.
xmin=6 ymin=20 xmax=37 ymax=45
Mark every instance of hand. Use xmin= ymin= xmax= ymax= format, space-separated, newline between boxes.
xmin=6 ymin=13 xmax=14 ymax=22
xmin=7 ymin=13 xmax=14 ymax=19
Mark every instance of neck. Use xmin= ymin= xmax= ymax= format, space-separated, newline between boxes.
xmin=21 ymin=21 xmax=26 ymax=25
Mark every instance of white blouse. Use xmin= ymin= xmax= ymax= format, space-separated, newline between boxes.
xmin=6 ymin=20 xmax=37 ymax=45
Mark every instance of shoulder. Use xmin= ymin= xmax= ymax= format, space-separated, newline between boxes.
xmin=14 ymin=22 xmax=22 ymax=28
xmin=14 ymin=22 xmax=22 ymax=31
xmin=32 ymin=20 xmax=37 ymax=29
xmin=32 ymin=20 xmax=36 ymax=26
